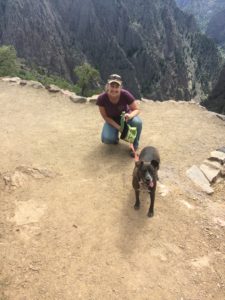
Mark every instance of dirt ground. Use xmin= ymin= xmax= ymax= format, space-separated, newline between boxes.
xmin=0 ymin=81 xmax=225 ymax=300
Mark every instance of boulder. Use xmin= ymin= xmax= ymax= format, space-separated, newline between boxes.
xmin=46 ymin=84 xmax=61 ymax=92
xmin=26 ymin=80 xmax=44 ymax=89
xmin=2 ymin=77 xmax=21 ymax=84
xmin=200 ymin=163 xmax=221 ymax=183
xmin=186 ymin=165 xmax=214 ymax=194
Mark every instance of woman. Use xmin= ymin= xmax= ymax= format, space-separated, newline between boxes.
xmin=96 ymin=74 xmax=142 ymax=155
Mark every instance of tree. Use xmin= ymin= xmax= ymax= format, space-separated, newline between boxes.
xmin=74 ymin=63 xmax=100 ymax=96
xmin=0 ymin=45 xmax=19 ymax=76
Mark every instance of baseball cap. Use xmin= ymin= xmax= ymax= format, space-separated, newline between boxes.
xmin=108 ymin=74 xmax=122 ymax=85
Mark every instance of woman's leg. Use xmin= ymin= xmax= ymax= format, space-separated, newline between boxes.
xmin=128 ymin=116 xmax=142 ymax=149
xmin=101 ymin=122 xmax=119 ymax=144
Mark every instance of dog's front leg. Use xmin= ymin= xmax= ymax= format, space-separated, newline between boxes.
xmin=134 ymin=189 xmax=140 ymax=210
xmin=147 ymin=189 xmax=155 ymax=217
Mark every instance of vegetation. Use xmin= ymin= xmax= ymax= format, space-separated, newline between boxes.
xmin=18 ymin=67 xmax=79 ymax=93
xmin=74 ymin=63 xmax=101 ymax=97
xmin=0 ymin=45 xmax=101 ymax=96
xmin=0 ymin=45 xmax=19 ymax=76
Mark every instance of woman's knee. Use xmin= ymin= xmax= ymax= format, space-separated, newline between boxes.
xmin=101 ymin=124 xmax=119 ymax=144
xmin=101 ymin=135 xmax=118 ymax=144
xmin=130 ymin=116 xmax=142 ymax=130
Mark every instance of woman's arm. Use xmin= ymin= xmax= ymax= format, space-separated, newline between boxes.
xmin=99 ymin=106 xmax=121 ymax=131
xmin=125 ymin=101 xmax=140 ymax=121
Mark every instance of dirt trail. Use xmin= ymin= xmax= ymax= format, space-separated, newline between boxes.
xmin=0 ymin=82 xmax=225 ymax=300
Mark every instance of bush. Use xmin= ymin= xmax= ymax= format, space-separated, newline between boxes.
xmin=0 ymin=45 xmax=101 ymax=96
xmin=0 ymin=45 xmax=19 ymax=76
xmin=74 ymin=63 xmax=100 ymax=96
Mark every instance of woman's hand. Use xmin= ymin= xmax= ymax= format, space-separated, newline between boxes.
xmin=124 ymin=113 xmax=132 ymax=121
xmin=127 ymin=101 xmax=140 ymax=120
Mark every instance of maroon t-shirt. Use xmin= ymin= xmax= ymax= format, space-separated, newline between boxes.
xmin=96 ymin=89 xmax=135 ymax=121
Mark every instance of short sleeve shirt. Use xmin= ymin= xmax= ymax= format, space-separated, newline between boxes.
xmin=96 ymin=89 xmax=135 ymax=120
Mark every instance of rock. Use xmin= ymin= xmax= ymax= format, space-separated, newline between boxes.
xmin=20 ymin=80 xmax=28 ymax=86
xmin=46 ymin=84 xmax=61 ymax=92
xmin=60 ymin=89 xmax=76 ymax=98
xmin=210 ymin=151 xmax=225 ymax=163
xmin=0 ymin=166 xmax=57 ymax=191
xmin=216 ymin=146 xmax=225 ymax=154
xmin=70 ymin=95 xmax=87 ymax=104
xmin=16 ymin=166 xmax=57 ymax=178
xmin=2 ymin=77 xmax=21 ymax=84
xmin=216 ymin=114 xmax=225 ymax=121
xmin=200 ymin=163 xmax=221 ymax=183
xmin=26 ymin=80 xmax=44 ymax=89
xmin=2 ymin=170 xmax=27 ymax=190
xmin=87 ymin=94 xmax=99 ymax=104
xmin=202 ymin=159 xmax=222 ymax=170
xmin=186 ymin=165 xmax=214 ymax=194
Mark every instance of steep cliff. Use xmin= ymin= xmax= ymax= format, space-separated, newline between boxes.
xmin=0 ymin=0 xmax=222 ymax=100
xmin=206 ymin=9 xmax=225 ymax=49
xmin=203 ymin=64 xmax=225 ymax=114
xmin=175 ymin=0 xmax=225 ymax=33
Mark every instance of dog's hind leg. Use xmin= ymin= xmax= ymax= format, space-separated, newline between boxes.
xmin=147 ymin=190 xmax=155 ymax=217
xmin=134 ymin=190 xmax=140 ymax=210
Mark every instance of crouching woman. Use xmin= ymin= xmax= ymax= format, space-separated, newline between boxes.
xmin=96 ymin=74 xmax=142 ymax=156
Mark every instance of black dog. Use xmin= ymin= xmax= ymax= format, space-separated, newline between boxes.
xmin=132 ymin=146 xmax=160 ymax=217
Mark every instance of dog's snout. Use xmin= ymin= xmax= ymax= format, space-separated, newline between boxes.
xmin=145 ymin=172 xmax=151 ymax=182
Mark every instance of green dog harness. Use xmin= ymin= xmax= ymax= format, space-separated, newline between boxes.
xmin=120 ymin=111 xmax=137 ymax=144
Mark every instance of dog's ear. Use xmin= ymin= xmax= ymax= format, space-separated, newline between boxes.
xmin=151 ymin=160 xmax=159 ymax=169
xmin=135 ymin=160 xmax=143 ymax=168
xmin=135 ymin=161 xmax=141 ymax=167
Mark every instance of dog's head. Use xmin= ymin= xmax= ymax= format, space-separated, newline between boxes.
xmin=135 ymin=160 xmax=159 ymax=188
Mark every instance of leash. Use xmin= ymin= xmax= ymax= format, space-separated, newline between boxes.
xmin=130 ymin=143 xmax=139 ymax=161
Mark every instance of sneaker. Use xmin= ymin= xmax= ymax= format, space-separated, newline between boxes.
xmin=129 ymin=149 xmax=135 ymax=158
xmin=129 ymin=147 xmax=138 ymax=158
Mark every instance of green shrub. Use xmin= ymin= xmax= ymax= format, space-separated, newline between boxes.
xmin=74 ymin=63 xmax=100 ymax=96
xmin=0 ymin=45 xmax=19 ymax=76
xmin=0 ymin=45 xmax=101 ymax=96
